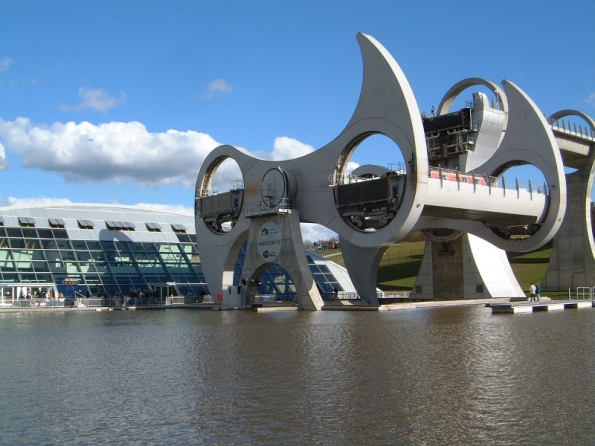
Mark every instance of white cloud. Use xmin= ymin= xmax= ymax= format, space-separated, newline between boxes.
xmin=0 ymin=142 xmax=9 ymax=171
xmin=61 ymin=87 xmax=127 ymax=112
xmin=0 ymin=118 xmax=328 ymax=192
xmin=0 ymin=116 xmax=346 ymax=212
xmin=0 ymin=196 xmax=75 ymax=208
xmin=0 ymin=195 xmax=195 ymax=218
xmin=346 ymin=161 xmax=360 ymax=174
xmin=586 ymin=92 xmax=595 ymax=107
xmin=0 ymin=117 xmax=221 ymax=187
xmin=268 ymin=136 xmax=315 ymax=161
xmin=300 ymin=223 xmax=337 ymax=244
xmin=131 ymin=202 xmax=193 ymax=216
xmin=0 ymin=57 xmax=13 ymax=72
xmin=201 ymin=78 xmax=232 ymax=100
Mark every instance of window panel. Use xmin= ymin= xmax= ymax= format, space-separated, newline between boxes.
xmin=76 ymin=251 xmax=93 ymax=261
xmin=48 ymin=260 xmax=66 ymax=273
xmin=6 ymin=228 xmax=23 ymax=237
xmin=318 ymin=265 xmax=331 ymax=273
xmin=18 ymin=217 xmax=36 ymax=226
xmin=65 ymin=263 xmax=81 ymax=274
xmin=25 ymin=239 xmax=40 ymax=249
xmin=35 ymin=273 xmax=54 ymax=282
xmin=60 ymin=251 xmax=76 ymax=261
xmin=0 ymin=260 xmax=16 ymax=271
xmin=71 ymin=240 xmax=88 ymax=250
xmin=22 ymin=228 xmax=37 ymax=238
xmin=37 ymin=229 xmax=53 ymax=239
xmin=30 ymin=251 xmax=46 ymax=261
xmin=176 ymin=234 xmax=192 ymax=243
xmin=1 ymin=272 xmax=19 ymax=282
xmin=12 ymin=250 xmax=32 ymax=261
xmin=49 ymin=218 xmax=66 ymax=228
xmin=86 ymin=241 xmax=102 ymax=250
xmin=19 ymin=273 xmax=38 ymax=282
xmin=9 ymin=239 xmax=26 ymax=249
xmin=77 ymin=219 xmax=94 ymax=229
xmin=16 ymin=261 xmax=34 ymax=272
xmin=92 ymin=264 xmax=109 ymax=273
xmin=44 ymin=250 xmax=62 ymax=262
xmin=52 ymin=229 xmax=68 ymax=239
xmin=31 ymin=261 xmax=50 ymax=273
xmin=55 ymin=240 xmax=71 ymax=249
xmin=171 ymin=223 xmax=186 ymax=233
xmin=159 ymin=244 xmax=181 ymax=253
xmin=42 ymin=240 xmax=58 ymax=249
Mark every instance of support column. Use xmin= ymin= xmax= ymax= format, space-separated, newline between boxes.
xmin=411 ymin=233 xmax=524 ymax=299
xmin=339 ymin=238 xmax=385 ymax=306
xmin=543 ymin=157 xmax=595 ymax=291
xmin=241 ymin=211 xmax=324 ymax=310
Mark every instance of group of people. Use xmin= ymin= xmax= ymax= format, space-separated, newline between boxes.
xmin=529 ymin=282 xmax=541 ymax=301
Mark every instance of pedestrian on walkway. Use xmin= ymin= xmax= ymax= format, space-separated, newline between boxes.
xmin=536 ymin=283 xmax=541 ymax=301
xmin=529 ymin=283 xmax=536 ymax=301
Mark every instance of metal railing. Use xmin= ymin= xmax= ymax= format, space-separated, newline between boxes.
xmin=244 ymin=198 xmax=294 ymax=217
xmin=550 ymin=119 xmax=595 ymax=140
xmin=2 ymin=296 xmax=187 ymax=308
xmin=429 ymin=166 xmax=549 ymax=197
xmin=322 ymin=291 xmax=411 ymax=301
xmin=254 ymin=294 xmax=298 ymax=303
xmin=4 ymin=299 xmax=66 ymax=308
xmin=565 ymin=287 xmax=595 ymax=301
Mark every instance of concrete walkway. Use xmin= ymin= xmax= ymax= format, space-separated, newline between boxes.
xmin=2 ymin=297 xmax=562 ymax=313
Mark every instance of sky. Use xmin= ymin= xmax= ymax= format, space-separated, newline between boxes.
xmin=1 ymin=0 xmax=594 ymax=243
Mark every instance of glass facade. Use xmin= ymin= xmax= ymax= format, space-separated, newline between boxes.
xmin=0 ymin=204 xmax=352 ymax=301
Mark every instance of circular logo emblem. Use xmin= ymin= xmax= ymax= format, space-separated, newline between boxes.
xmin=257 ymin=221 xmax=282 ymax=261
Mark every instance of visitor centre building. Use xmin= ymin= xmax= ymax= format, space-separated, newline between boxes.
xmin=0 ymin=204 xmax=353 ymax=303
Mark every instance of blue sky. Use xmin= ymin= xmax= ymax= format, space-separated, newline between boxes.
xmin=1 ymin=1 xmax=594 ymax=242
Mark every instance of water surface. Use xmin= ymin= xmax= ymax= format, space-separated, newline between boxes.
xmin=1 ymin=306 xmax=594 ymax=445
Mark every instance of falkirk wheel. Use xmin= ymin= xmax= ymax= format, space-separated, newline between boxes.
xmin=194 ymin=33 xmax=567 ymax=310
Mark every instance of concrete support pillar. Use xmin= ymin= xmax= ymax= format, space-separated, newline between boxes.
xmin=543 ymin=157 xmax=595 ymax=291
xmin=339 ymin=238 xmax=385 ymax=306
xmin=411 ymin=234 xmax=524 ymax=299
xmin=241 ymin=211 xmax=324 ymax=310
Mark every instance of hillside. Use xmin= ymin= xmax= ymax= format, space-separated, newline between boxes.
xmin=324 ymin=240 xmax=554 ymax=294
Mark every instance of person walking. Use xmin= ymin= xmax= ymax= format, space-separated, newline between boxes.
xmin=529 ymin=283 xmax=536 ymax=301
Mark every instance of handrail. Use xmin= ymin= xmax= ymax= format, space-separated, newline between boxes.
xmin=428 ymin=166 xmax=549 ymax=196
xmin=244 ymin=198 xmax=294 ymax=218
xmin=550 ymin=119 xmax=595 ymax=140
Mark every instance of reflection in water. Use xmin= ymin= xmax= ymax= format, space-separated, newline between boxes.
xmin=1 ymin=307 xmax=595 ymax=444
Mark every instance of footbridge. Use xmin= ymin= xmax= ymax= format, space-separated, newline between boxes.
xmin=549 ymin=113 xmax=595 ymax=168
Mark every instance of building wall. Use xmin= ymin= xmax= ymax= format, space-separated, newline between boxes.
xmin=0 ymin=204 xmax=352 ymax=299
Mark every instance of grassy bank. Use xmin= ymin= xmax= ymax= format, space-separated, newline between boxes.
xmin=324 ymin=240 xmax=556 ymax=293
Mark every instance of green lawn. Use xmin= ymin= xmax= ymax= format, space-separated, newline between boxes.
xmin=324 ymin=240 xmax=557 ymax=293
